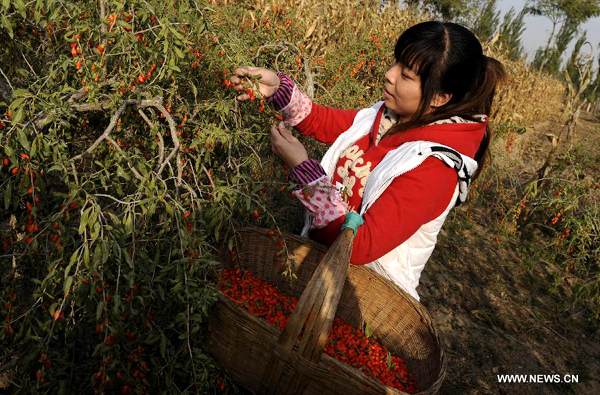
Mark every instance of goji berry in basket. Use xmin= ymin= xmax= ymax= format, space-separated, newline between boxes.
xmin=217 ymin=268 xmax=418 ymax=393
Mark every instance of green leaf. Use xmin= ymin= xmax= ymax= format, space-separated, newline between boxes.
xmin=108 ymin=212 xmax=120 ymax=225
xmin=117 ymin=20 xmax=132 ymax=30
xmin=160 ymin=334 xmax=167 ymax=358
xmin=96 ymin=301 xmax=105 ymax=321
xmin=123 ymin=212 xmax=133 ymax=234
xmin=101 ymin=240 xmax=109 ymax=264
xmin=3 ymin=145 xmax=14 ymax=157
xmin=1 ymin=15 xmax=13 ymax=39
xmin=63 ymin=276 xmax=73 ymax=296
xmin=9 ymin=97 xmax=26 ymax=110
xmin=65 ymin=250 xmax=78 ymax=278
xmin=91 ymin=222 xmax=100 ymax=241
xmin=4 ymin=182 xmax=11 ymax=209
xmin=14 ymin=0 xmax=25 ymax=15
xmin=116 ymin=166 xmax=130 ymax=181
xmin=171 ymin=282 xmax=182 ymax=293
xmin=17 ymin=128 xmax=30 ymax=150
xmin=173 ymin=46 xmax=185 ymax=59
xmin=168 ymin=25 xmax=184 ymax=41
xmin=84 ymin=244 xmax=90 ymax=266
xmin=79 ymin=207 xmax=92 ymax=235
xmin=2 ymin=0 xmax=10 ymax=11
xmin=68 ymin=250 xmax=78 ymax=267
xmin=30 ymin=136 xmax=38 ymax=158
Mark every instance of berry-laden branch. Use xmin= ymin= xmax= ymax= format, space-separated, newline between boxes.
xmin=69 ymin=96 xmax=183 ymax=185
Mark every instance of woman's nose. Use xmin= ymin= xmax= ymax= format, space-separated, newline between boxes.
xmin=384 ymin=68 xmax=394 ymax=85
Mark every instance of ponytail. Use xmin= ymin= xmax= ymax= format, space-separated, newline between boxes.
xmin=471 ymin=56 xmax=506 ymax=181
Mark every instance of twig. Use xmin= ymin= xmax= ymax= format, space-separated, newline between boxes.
xmin=253 ymin=40 xmax=315 ymax=98
xmin=0 ymin=66 xmax=14 ymax=91
xmin=202 ymin=164 xmax=215 ymax=191
xmin=137 ymin=108 xmax=165 ymax=166
xmin=0 ymin=350 xmax=18 ymax=362
xmin=153 ymin=103 xmax=181 ymax=184
xmin=71 ymin=99 xmax=132 ymax=161
xmin=105 ymin=136 xmax=144 ymax=181
xmin=70 ymin=162 xmax=80 ymax=186
xmin=19 ymin=47 xmax=37 ymax=78
xmin=0 ymin=359 xmax=17 ymax=375
xmin=315 ymin=82 xmax=335 ymax=104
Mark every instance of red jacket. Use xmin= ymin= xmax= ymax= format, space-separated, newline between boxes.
xmin=295 ymin=103 xmax=486 ymax=264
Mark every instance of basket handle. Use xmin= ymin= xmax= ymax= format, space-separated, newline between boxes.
xmin=258 ymin=228 xmax=356 ymax=395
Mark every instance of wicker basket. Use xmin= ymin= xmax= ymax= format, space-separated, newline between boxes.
xmin=205 ymin=227 xmax=446 ymax=395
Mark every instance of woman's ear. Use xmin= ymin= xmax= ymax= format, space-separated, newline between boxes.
xmin=431 ymin=92 xmax=452 ymax=108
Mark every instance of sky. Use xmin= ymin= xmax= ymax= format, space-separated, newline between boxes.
xmin=496 ymin=0 xmax=600 ymax=64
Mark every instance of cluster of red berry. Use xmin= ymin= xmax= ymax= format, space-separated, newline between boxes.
xmin=218 ymin=268 xmax=418 ymax=392
xmin=221 ymin=71 xmax=267 ymax=112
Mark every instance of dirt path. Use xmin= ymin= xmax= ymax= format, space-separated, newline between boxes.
xmin=418 ymin=112 xmax=600 ymax=395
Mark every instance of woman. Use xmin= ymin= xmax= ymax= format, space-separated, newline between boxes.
xmin=229 ymin=21 xmax=505 ymax=301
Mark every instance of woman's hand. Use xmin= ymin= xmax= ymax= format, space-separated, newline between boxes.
xmin=230 ymin=66 xmax=280 ymax=101
xmin=270 ymin=121 xmax=308 ymax=168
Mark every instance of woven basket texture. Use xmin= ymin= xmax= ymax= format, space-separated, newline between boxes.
xmin=205 ymin=227 xmax=446 ymax=395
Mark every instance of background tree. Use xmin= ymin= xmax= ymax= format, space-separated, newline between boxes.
xmin=529 ymin=0 xmax=600 ymax=71
xmin=533 ymin=17 xmax=579 ymax=75
xmin=402 ymin=0 xmax=471 ymax=20
xmin=583 ymin=49 xmax=600 ymax=112
xmin=565 ymin=31 xmax=588 ymax=86
xmin=471 ymin=0 xmax=501 ymax=42
xmin=496 ymin=6 xmax=527 ymax=61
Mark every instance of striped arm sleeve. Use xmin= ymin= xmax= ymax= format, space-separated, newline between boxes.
xmin=285 ymin=159 xmax=326 ymax=186
xmin=269 ymin=72 xmax=295 ymax=111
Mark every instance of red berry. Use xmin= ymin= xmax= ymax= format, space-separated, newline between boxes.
xmin=53 ymin=310 xmax=64 ymax=321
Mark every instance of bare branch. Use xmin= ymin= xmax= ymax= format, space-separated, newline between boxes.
xmin=71 ymin=99 xmax=133 ymax=161
xmin=0 ymin=66 xmax=14 ymax=91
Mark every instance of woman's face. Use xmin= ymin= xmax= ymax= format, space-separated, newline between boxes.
xmin=383 ymin=62 xmax=422 ymax=121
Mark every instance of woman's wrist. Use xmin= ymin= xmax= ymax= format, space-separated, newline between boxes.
xmin=268 ymin=73 xmax=296 ymax=111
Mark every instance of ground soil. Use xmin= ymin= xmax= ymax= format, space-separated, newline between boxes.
xmin=418 ymin=112 xmax=600 ymax=395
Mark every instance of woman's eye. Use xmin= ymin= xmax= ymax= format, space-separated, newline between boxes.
xmin=401 ymin=73 xmax=410 ymax=80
